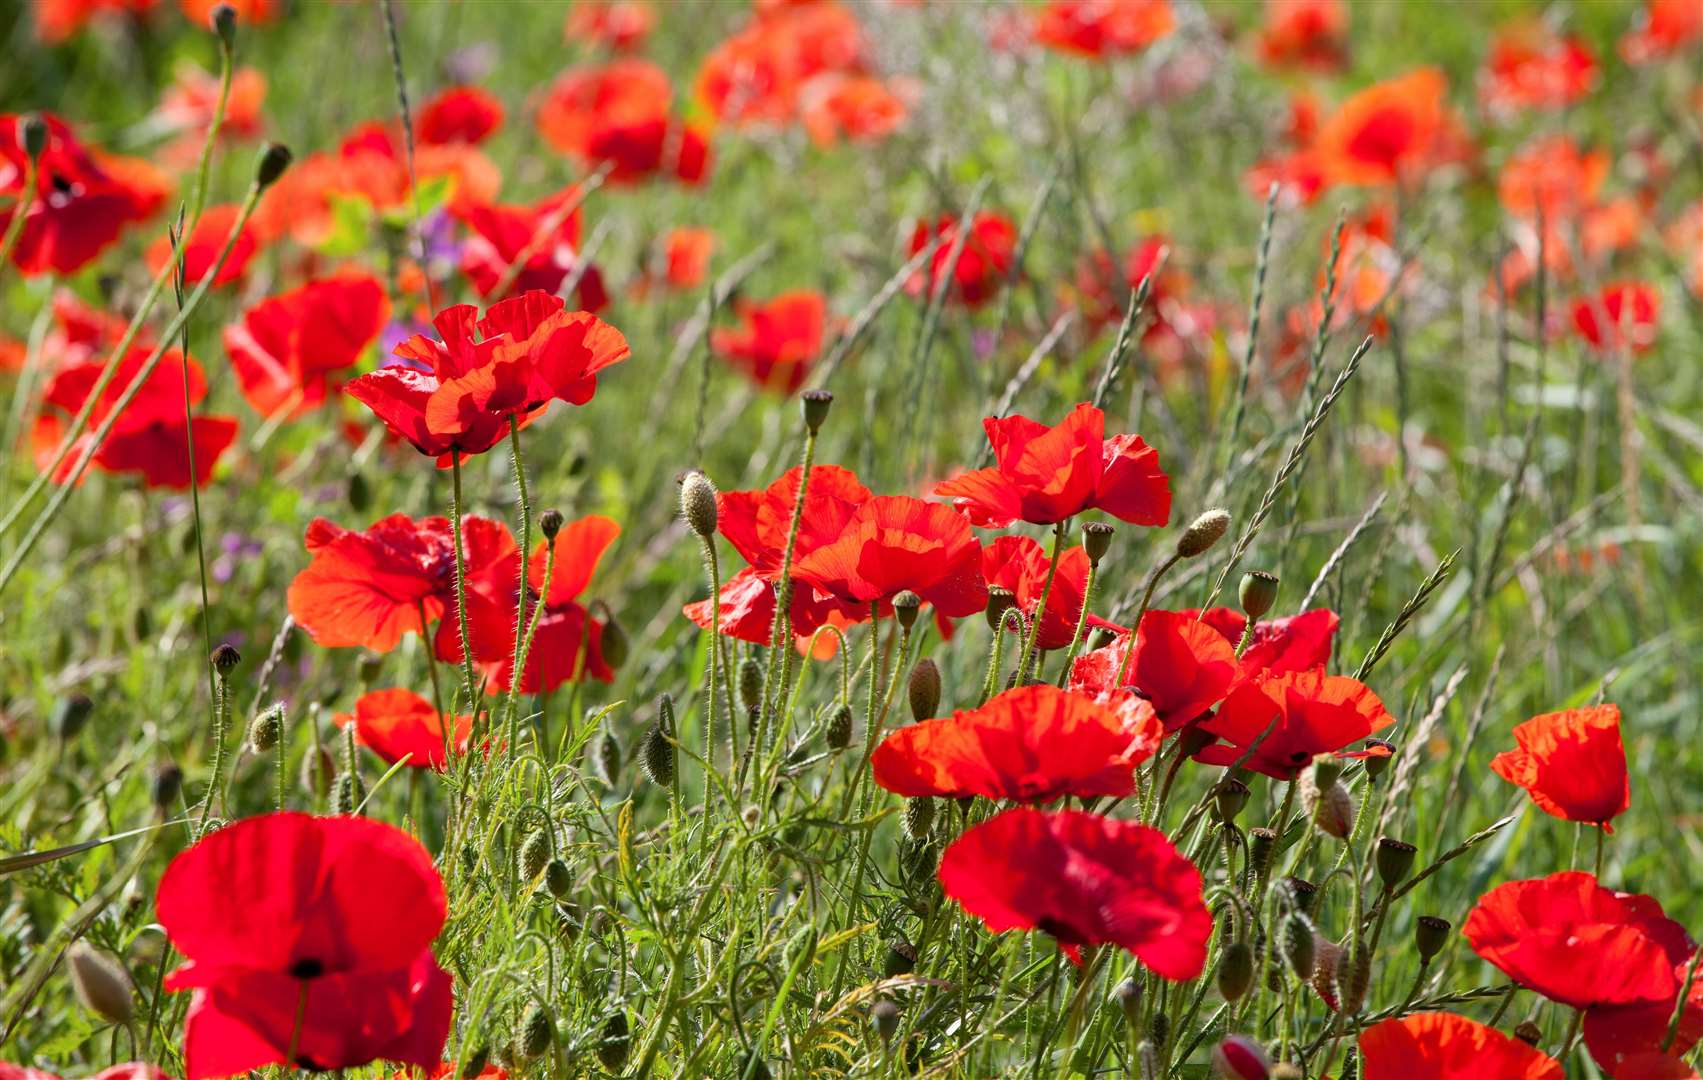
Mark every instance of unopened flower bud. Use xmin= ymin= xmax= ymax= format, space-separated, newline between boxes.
xmin=457 ymin=1044 xmax=490 ymax=1079
xmin=20 ymin=114 xmax=48 ymax=160
xmin=641 ymin=722 xmax=675 ymax=787
xmin=825 ymin=703 xmax=853 ymax=750
xmin=153 ymin=763 xmax=183 ymax=809
xmin=1248 ymin=828 xmax=1277 ymax=877
xmin=1414 ymin=915 xmax=1451 ymax=961
xmin=51 ymin=692 xmax=93 ymax=740
xmin=985 ymin=587 xmax=1017 ymax=632
xmin=596 ymin=1011 xmax=629 ymax=1070
xmin=1177 ymin=508 xmax=1231 ymax=558
xmin=544 ymin=858 xmax=572 ymax=899
xmin=211 ymin=643 xmax=241 ymax=676
xmin=594 ymin=731 xmax=621 ymax=785
xmin=903 ymin=797 xmax=934 ymax=840
xmin=1214 ymin=778 xmax=1250 ymax=822
xmin=1375 ymin=837 xmax=1417 ymax=888
xmin=599 ymin=611 xmax=628 ymax=671
xmin=739 ymin=657 xmax=765 ymax=714
xmin=1238 ymin=571 xmax=1280 ymax=620
xmin=1283 ymin=876 xmax=1318 ymax=915
xmin=883 ymin=937 xmax=917 ymax=977
xmin=908 ymin=658 xmax=940 ymax=721
xmin=1212 ymin=1034 xmax=1271 ymax=1079
xmin=210 ymin=3 xmax=236 ymax=46
xmin=248 ymin=705 xmax=283 ymax=753
xmin=1362 ymin=738 xmax=1395 ymax=779
xmin=1149 ymin=1010 xmax=1170 ymax=1047
xmin=1082 ymin=521 xmax=1114 ymax=565
xmin=331 ymin=772 xmax=356 ymax=814
xmin=1300 ymin=771 xmax=1354 ymax=840
xmin=679 ymin=470 xmax=718 ymax=537
xmin=300 ymin=744 xmax=334 ymax=799
xmin=1281 ymin=912 xmax=1315 ymax=979
xmin=517 ymin=1002 xmax=552 ymax=1059
xmin=1217 ymin=941 xmax=1254 ymax=1002
xmin=1088 ymin=626 xmax=1116 ymax=650
xmin=519 ymin=830 xmax=550 ymax=882
xmin=66 ymin=943 xmax=133 ymax=1024
xmin=539 ymin=509 xmax=564 ymax=540
xmin=892 ymin=590 xmax=921 ymax=630
xmin=347 ymin=470 xmax=371 ymax=512
xmin=872 ymin=998 xmax=900 ymax=1045
xmin=801 ymin=389 xmax=833 ymax=434
xmin=1113 ymin=977 xmax=1141 ymax=1025
xmin=1335 ymin=945 xmax=1371 ymax=1014
xmin=1514 ymin=1020 xmax=1542 ymax=1046
xmin=254 ymin=142 xmax=292 ymax=189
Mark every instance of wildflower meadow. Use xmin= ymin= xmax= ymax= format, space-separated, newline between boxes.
xmin=3 ymin=0 xmax=1703 ymax=1077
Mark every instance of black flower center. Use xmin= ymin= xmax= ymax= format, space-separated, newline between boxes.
xmin=289 ymin=957 xmax=325 ymax=979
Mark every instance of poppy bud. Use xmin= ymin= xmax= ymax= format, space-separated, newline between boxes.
xmin=1217 ymin=941 xmax=1254 ymax=1002
xmin=597 ymin=1011 xmax=629 ymax=1070
xmin=539 ymin=509 xmax=564 ymax=540
xmin=1113 ymin=977 xmax=1141 ymax=1025
xmin=300 ymin=744 xmax=334 ymax=799
xmin=1178 ymin=724 xmax=1218 ymax=758
xmin=1300 ymin=771 xmax=1354 ymax=840
xmin=1248 ymin=828 xmax=1277 ymax=878
xmin=66 ymin=942 xmax=133 ymax=1024
xmin=872 ymin=999 xmax=900 ymax=1045
xmin=599 ymin=611 xmax=629 ymax=671
xmin=985 ymin=587 xmax=1016 ymax=632
xmin=1375 ymin=837 xmax=1417 ymax=888
xmin=1271 ymin=1065 xmax=1304 ymax=1080
xmin=210 ymin=3 xmax=236 ymax=45
xmin=254 ymin=142 xmax=292 ymax=189
xmin=518 ymin=829 xmax=550 ymax=882
xmin=1283 ymin=877 xmax=1318 ymax=915
xmin=739 ymin=658 xmax=765 ymax=714
xmin=593 ymin=731 xmax=622 ymax=785
xmin=457 ymin=1045 xmax=490 ymax=1079
xmin=801 ymin=388 xmax=833 ymax=434
xmin=1082 ymin=521 xmax=1114 ymax=565
xmin=1212 ymin=1035 xmax=1271 ymax=1079
xmin=641 ymin=723 xmax=675 ymax=786
xmin=680 ymin=470 xmax=718 ymax=537
xmin=825 ymin=703 xmax=853 ymax=750
xmin=1362 ymin=738 xmax=1395 ymax=779
xmin=1149 ymin=1011 xmax=1169 ymax=1047
xmin=1088 ymin=626 xmax=1116 ymax=650
xmin=1281 ymin=912 xmax=1315 ymax=979
xmin=1514 ymin=1021 xmax=1542 ymax=1046
xmin=1238 ymin=571 xmax=1280 ymax=620
xmin=884 ymin=938 xmax=917 ymax=977
xmin=1335 ymin=945 xmax=1370 ymax=1014
xmin=517 ymin=1002 xmax=553 ymax=1059
xmin=1177 ymin=508 xmax=1231 ymax=559
xmin=346 ymin=470 xmax=371 ymax=513
xmin=908 ymin=658 xmax=941 ymax=722
xmin=249 ymin=704 xmax=284 ymax=753
xmin=1309 ymin=753 xmax=1345 ymax=790
xmin=544 ymin=858 xmax=572 ymax=899
xmin=903 ymin=797 xmax=935 ymax=840
xmin=50 ymin=692 xmax=93 ymax=741
xmin=332 ymin=772 xmax=356 ymax=814
xmin=1213 ymin=778 xmax=1250 ymax=823
xmin=892 ymin=590 xmax=922 ymax=630
xmin=153 ymin=763 xmax=183 ymax=810
xmin=1414 ymin=915 xmax=1451 ymax=961
xmin=20 ymin=113 xmax=48 ymax=160
xmin=211 ymin=642 xmax=241 ymax=677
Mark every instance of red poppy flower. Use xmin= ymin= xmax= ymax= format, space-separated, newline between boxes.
xmin=1031 ymin=0 xmax=1175 ymax=58
xmin=286 ymin=512 xmax=499 ymax=652
xmin=1573 ymin=282 xmax=1661 ymax=354
xmin=1621 ymin=0 xmax=1702 ymax=63
xmin=0 ymin=1067 xmax=170 ymax=1080
xmin=334 ymin=688 xmax=473 ymax=771
xmin=31 ymin=348 xmax=237 ymax=491
xmin=696 ymin=3 xmax=866 ymax=127
xmin=663 ymin=226 xmax=714 ymax=289
xmin=709 ymin=290 xmax=831 ymax=394
xmin=1186 ymin=607 xmax=1339 ymax=675
xmin=1490 ymin=704 xmax=1629 ymax=831
xmin=393 ymin=1067 xmax=506 ymax=1080
xmin=1481 ymin=22 xmax=1597 ymax=114
xmin=31 ymin=0 xmax=157 ymax=42
xmin=1 ymin=112 xmax=165 ymax=276
xmin=144 ymin=203 xmax=260 ymax=288
xmin=939 ymin=807 xmax=1209 ymax=975
xmin=792 ymin=495 xmax=987 ymax=618
xmin=906 ymin=211 xmax=1017 ymax=308
xmin=799 ymin=73 xmax=909 ymax=146
xmin=1257 ymin=0 xmax=1347 ymax=71
xmin=1193 ymin=667 xmax=1394 ymax=779
xmin=936 ymin=403 xmax=1171 ymax=528
xmin=1584 ymin=979 xmax=1703 ymax=1078
xmin=416 ymin=86 xmax=504 ymax=146
xmin=873 ymin=684 xmax=1162 ymax=801
xmin=1358 ymin=1013 xmax=1562 ymax=1079
xmin=537 ymin=60 xmax=709 ymax=185
xmin=437 ymin=515 xmax=620 ymax=693
xmin=13 ymin=291 xmax=132 ymax=378
xmin=1313 ymin=68 xmax=1468 ymax=188
xmin=180 ymin=0 xmax=275 ymax=27
xmin=157 ymin=812 xmax=450 ymax=1079
xmin=454 ymin=187 xmax=607 ymax=309
xmin=1464 ymin=871 xmax=1694 ymax=1011
xmin=1497 ymin=136 xmax=1609 ymax=222
xmin=566 ymin=0 xmax=654 ymax=49
xmin=1067 ymin=609 xmax=1239 ymax=731
xmin=156 ymin=65 xmax=266 ymax=144
xmin=979 ymin=535 xmax=1116 ymax=651
xmin=225 ymin=271 xmax=389 ymax=418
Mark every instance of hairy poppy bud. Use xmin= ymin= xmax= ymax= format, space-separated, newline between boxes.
xmin=1281 ymin=912 xmax=1315 ymax=979
xmin=1113 ymin=977 xmax=1140 ymax=1025
xmin=903 ymin=797 xmax=935 ymax=840
xmin=346 ymin=470 xmax=371 ymax=513
xmin=539 ymin=509 xmax=564 ymax=540
xmin=1212 ymin=1035 xmax=1271 ymax=1079
xmin=1088 ymin=626 xmax=1116 ymax=650
xmin=1335 ymin=945 xmax=1371 ymax=1014
xmin=1238 ymin=571 xmax=1280 ymax=620
xmin=1217 ymin=941 xmax=1254 ymax=1002
xmin=519 ymin=830 xmax=550 ymax=882
xmin=597 ymin=1011 xmax=629 ymax=1070
xmin=801 ymin=389 xmax=833 ymax=434
xmin=1177 ymin=508 xmax=1231 ymax=558
xmin=20 ymin=114 xmax=48 ymax=159
xmin=1271 ymin=1065 xmax=1304 ymax=1080
xmin=872 ymin=998 xmax=900 ymax=1044
xmin=825 ymin=703 xmax=853 ymax=750
xmin=641 ymin=723 xmax=675 ymax=786
xmin=517 ymin=1002 xmax=552 ymax=1059
xmin=1248 ymin=827 xmax=1277 ymax=878
xmin=1514 ymin=1020 xmax=1542 ymax=1046
xmin=1300 ymin=771 xmax=1354 ymax=840
xmin=1375 ymin=837 xmax=1417 ymax=888
xmin=892 ymin=590 xmax=921 ymax=630
xmin=153 ymin=763 xmax=183 ymax=809
xmin=300 ymin=744 xmax=334 ymax=799
xmin=1414 ymin=915 xmax=1451 ymax=961
xmin=211 ymin=643 xmax=241 ymax=676
xmin=1284 ymin=877 xmax=1319 ymax=915
xmin=1362 ymin=738 xmax=1395 ymax=779
xmin=908 ymin=658 xmax=941 ymax=721
xmin=590 ymin=731 xmax=620 ymax=785
xmin=332 ymin=772 xmax=356 ymax=814
xmin=249 ymin=704 xmax=284 ymax=753
xmin=1149 ymin=1010 xmax=1169 ymax=1047
xmin=985 ymin=587 xmax=1017 ymax=632
xmin=457 ymin=1045 xmax=490 ymax=1079
xmin=680 ymin=470 xmax=718 ymax=537
xmin=544 ymin=858 xmax=572 ymax=899
xmin=254 ymin=142 xmax=292 ymax=189
xmin=66 ymin=943 xmax=133 ymax=1024
xmin=1082 ymin=521 xmax=1114 ymax=565
xmin=884 ymin=938 xmax=917 ymax=977
xmin=739 ymin=658 xmax=765 ymax=714
xmin=50 ymin=692 xmax=93 ymax=740
xmin=599 ymin=611 xmax=628 ymax=671
xmin=1214 ymin=778 xmax=1250 ymax=823
xmin=1309 ymin=753 xmax=1345 ymax=790
xmin=210 ymin=3 xmax=236 ymax=44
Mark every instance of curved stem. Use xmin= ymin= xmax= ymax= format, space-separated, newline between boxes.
xmin=1014 ymin=520 xmax=1067 ymax=684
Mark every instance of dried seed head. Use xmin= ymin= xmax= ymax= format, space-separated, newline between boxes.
xmin=985 ymin=587 xmax=1017 ymax=632
xmin=1211 ymin=1034 xmax=1271 ymax=1079
xmin=1217 ymin=941 xmax=1255 ymax=1002
xmin=20 ymin=114 xmax=48 ymax=159
xmin=67 ymin=943 xmax=133 ymax=1023
xmin=640 ymin=723 xmax=675 ymax=787
xmin=872 ymin=998 xmax=900 ymax=1045
xmin=908 ymin=657 xmax=941 ymax=722
xmin=595 ymin=731 xmax=621 ymax=785
xmin=739 ymin=657 xmax=765 ymax=714
xmin=1082 ymin=521 xmax=1114 ymax=564
xmin=1176 ymin=508 xmax=1231 ymax=558
xmin=1514 ymin=1021 xmax=1542 ymax=1046
xmin=50 ymin=692 xmax=93 ymax=741
xmin=1375 ymin=837 xmax=1417 ymax=888
xmin=825 ymin=703 xmax=853 ymax=750
xmin=1112 ymin=977 xmax=1141 ymax=1025
xmin=1362 ymin=738 xmax=1395 ymax=779
xmin=1238 ymin=570 xmax=1280 ymax=620
xmin=596 ymin=1011 xmax=629 ymax=1070
xmin=210 ymin=642 xmax=241 ymax=677
xmin=254 ymin=142 xmax=292 ymax=189
xmin=801 ymin=389 xmax=833 ymax=434
xmin=152 ymin=763 xmax=183 ymax=810
xmin=892 ymin=590 xmax=922 ymax=630
xmin=1213 ymin=778 xmax=1250 ymax=823
xmin=517 ymin=1002 xmax=552 ymax=1059
xmin=679 ymin=470 xmax=719 ymax=537
xmin=883 ymin=938 xmax=917 ymax=977
xmin=248 ymin=704 xmax=284 ymax=753
xmin=539 ymin=509 xmax=564 ymax=540
xmin=903 ymin=797 xmax=935 ymax=840
xmin=1414 ymin=916 xmax=1452 ymax=961
xmin=210 ymin=3 xmax=236 ymax=45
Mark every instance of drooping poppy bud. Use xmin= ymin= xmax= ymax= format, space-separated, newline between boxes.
xmin=641 ymin=722 xmax=675 ymax=786
xmin=825 ymin=703 xmax=853 ymax=750
xmin=600 ymin=609 xmax=629 ymax=671
xmin=595 ymin=731 xmax=621 ymax=785
xmin=1177 ymin=508 xmax=1231 ymax=558
xmin=458 ymin=1044 xmax=490 ymax=1078
xmin=211 ymin=3 xmax=236 ymax=45
xmin=1212 ymin=1035 xmax=1271 ymax=1079
xmin=908 ymin=658 xmax=941 ymax=721
xmin=518 ymin=1002 xmax=553 ymax=1059
xmin=249 ymin=704 xmax=284 ymax=753
xmin=66 ymin=942 xmax=134 ymax=1024
xmin=1113 ymin=978 xmax=1141 ymax=1025
xmin=903 ymin=797 xmax=935 ymax=840
xmin=740 ymin=658 xmax=765 ymax=714
xmin=1335 ymin=945 xmax=1371 ymax=1013
xmin=153 ymin=763 xmax=184 ymax=809
xmin=1283 ymin=876 xmax=1318 ymax=915
xmin=872 ymin=999 xmax=900 ymax=1045
xmin=1217 ymin=941 xmax=1255 ymax=1002
xmin=1238 ymin=571 xmax=1280 ymax=620
xmin=680 ymin=470 xmax=719 ymax=537
xmin=519 ymin=830 xmax=550 ymax=882
xmin=254 ymin=142 xmax=293 ymax=189
xmin=545 ymin=858 xmax=572 ymax=899
xmin=596 ymin=1011 xmax=629 ymax=1070
xmin=20 ymin=113 xmax=48 ymax=159
xmin=1282 ymin=912 xmax=1315 ymax=979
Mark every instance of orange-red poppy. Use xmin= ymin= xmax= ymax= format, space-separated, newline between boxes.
xmin=224 ymin=271 xmax=389 ymax=418
xmin=1031 ymin=0 xmax=1175 ymax=58
xmin=1481 ymin=21 xmax=1597 ymax=114
xmin=416 ymin=86 xmax=504 ymax=147
xmin=792 ymin=495 xmax=987 ymax=618
xmin=334 ymin=689 xmax=473 ymax=771
xmin=799 ymin=74 xmax=909 ymax=146
xmin=709 ymin=290 xmax=832 ymax=395
xmin=1187 ymin=607 xmax=1339 ymax=675
xmin=566 ymin=0 xmax=654 ymax=50
xmin=1490 ymin=704 xmax=1630 ymax=831
xmin=1257 ymin=0 xmax=1347 ymax=71
xmin=143 ymin=203 xmax=262 ymax=288
xmin=1313 ymin=68 xmax=1468 ymax=188
xmin=1067 ymin=609 xmax=1239 ymax=731
xmin=1572 ymin=282 xmax=1661 ymax=354
xmin=907 ymin=211 xmax=1017 ymax=308
xmin=1358 ymin=1013 xmax=1562 ymax=1079
xmin=537 ymin=60 xmax=709 ymax=185
xmin=977 ymin=535 xmax=1116 ymax=651
xmin=1194 ymin=667 xmax=1393 ymax=779
xmin=454 ymin=186 xmax=607 ymax=309
xmin=696 ymin=2 xmax=867 ymax=127
xmin=1621 ymin=0 xmax=1702 ymax=64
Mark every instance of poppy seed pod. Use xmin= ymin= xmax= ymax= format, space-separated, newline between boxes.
xmin=801 ymin=389 xmax=833 ymax=434
xmin=539 ymin=509 xmax=564 ymax=540
xmin=50 ymin=692 xmax=93 ymax=740
xmin=892 ymin=590 xmax=922 ymax=631
xmin=872 ymin=998 xmax=900 ymax=1044
xmin=210 ymin=2 xmax=236 ymax=42
xmin=1217 ymin=941 xmax=1255 ymax=1002
xmin=1362 ymin=738 xmax=1395 ymax=779
xmin=825 ymin=703 xmax=853 ymax=750
xmin=908 ymin=658 xmax=941 ymax=721
xmin=595 ymin=731 xmax=621 ymax=785
xmin=1310 ymin=753 xmax=1346 ymax=790
xmin=680 ymin=470 xmax=718 ymax=537
xmin=1514 ymin=1020 xmax=1542 ymax=1046
xmin=1112 ymin=977 xmax=1141 ymax=1025
xmin=1281 ymin=912 xmax=1315 ymax=979
xmin=883 ymin=938 xmax=917 ymax=977
xmin=211 ymin=643 xmax=241 ymax=676
xmin=1082 ymin=521 xmax=1114 ymax=565
xmin=1176 ymin=508 xmax=1231 ymax=558
xmin=1375 ymin=837 xmax=1417 ymax=888
xmin=248 ymin=706 xmax=283 ymax=753
xmin=903 ymin=797 xmax=935 ymax=840
xmin=1414 ymin=915 xmax=1451 ymax=961
xmin=1088 ymin=626 xmax=1116 ymax=651
xmin=517 ymin=1002 xmax=552 ymax=1059
xmin=254 ymin=142 xmax=292 ymax=189
xmin=1248 ymin=828 xmax=1278 ymax=878
xmin=597 ymin=1011 xmax=630 ymax=1070
xmin=65 ymin=942 xmax=134 ymax=1024
xmin=20 ymin=113 xmax=48 ymax=159
xmin=641 ymin=723 xmax=675 ymax=786
xmin=153 ymin=763 xmax=184 ymax=810
xmin=544 ymin=858 xmax=572 ymax=899
xmin=1238 ymin=571 xmax=1280 ymax=620
xmin=985 ymin=587 xmax=1017 ymax=632
xmin=1214 ymin=778 xmax=1251 ymax=823
xmin=1211 ymin=1034 xmax=1271 ymax=1079
xmin=739 ymin=658 xmax=765 ymax=714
